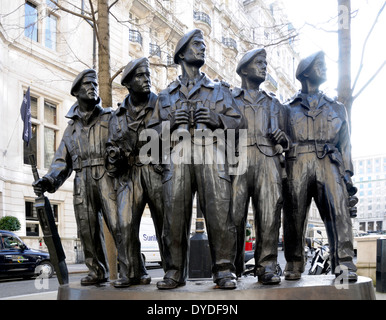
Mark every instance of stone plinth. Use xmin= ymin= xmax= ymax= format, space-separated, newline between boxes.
xmin=356 ymin=235 xmax=386 ymax=283
xmin=57 ymin=275 xmax=375 ymax=300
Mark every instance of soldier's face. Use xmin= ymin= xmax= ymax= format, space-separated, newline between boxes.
xmin=77 ymin=76 xmax=98 ymax=102
xmin=126 ymin=66 xmax=151 ymax=94
xmin=244 ymin=54 xmax=267 ymax=82
xmin=307 ymin=56 xmax=327 ymax=85
xmin=180 ymin=35 xmax=206 ymax=67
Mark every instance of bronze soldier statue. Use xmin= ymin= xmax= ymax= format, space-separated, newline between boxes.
xmin=153 ymin=29 xmax=244 ymax=290
xmin=231 ymin=48 xmax=288 ymax=284
xmin=106 ymin=57 xmax=164 ymax=287
xmin=282 ymin=51 xmax=357 ymax=282
xmin=32 ymin=69 xmax=129 ymax=286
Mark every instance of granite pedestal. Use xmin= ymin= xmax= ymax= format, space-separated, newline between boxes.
xmin=57 ymin=275 xmax=375 ymax=300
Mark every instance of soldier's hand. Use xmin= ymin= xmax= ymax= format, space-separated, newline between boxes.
xmin=343 ymin=172 xmax=357 ymax=196
xmin=171 ymin=109 xmax=190 ymax=129
xmin=195 ymin=107 xmax=221 ymax=128
xmin=32 ymin=178 xmax=49 ymax=196
xmin=270 ymin=129 xmax=288 ymax=148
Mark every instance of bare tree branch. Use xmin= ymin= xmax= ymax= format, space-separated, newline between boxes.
xmin=110 ymin=65 xmax=125 ymax=84
xmin=48 ymin=0 xmax=92 ymax=21
xmin=353 ymin=60 xmax=386 ymax=100
xmin=351 ymin=1 xmax=386 ymax=95
xmin=0 ymin=3 xmax=25 ymax=18
xmin=109 ymin=0 xmax=119 ymax=10
xmin=88 ymin=0 xmax=101 ymax=48
xmin=304 ymin=22 xmax=338 ymax=33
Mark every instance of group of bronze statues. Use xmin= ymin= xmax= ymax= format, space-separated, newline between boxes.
xmin=32 ymin=28 xmax=357 ymax=290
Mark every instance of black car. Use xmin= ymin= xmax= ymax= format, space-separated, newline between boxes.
xmin=0 ymin=230 xmax=54 ymax=279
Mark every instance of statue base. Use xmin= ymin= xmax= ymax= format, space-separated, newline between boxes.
xmin=57 ymin=275 xmax=375 ymax=300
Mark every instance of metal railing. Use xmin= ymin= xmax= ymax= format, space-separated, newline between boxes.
xmin=149 ymin=43 xmax=161 ymax=58
xmin=129 ymin=29 xmax=143 ymax=46
xmin=193 ymin=11 xmax=211 ymax=27
xmin=222 ymin=37 xmax=237 ymax=51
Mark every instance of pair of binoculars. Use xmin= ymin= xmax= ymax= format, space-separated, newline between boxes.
xmin=177 ymin=101 xmax=207 ymax=131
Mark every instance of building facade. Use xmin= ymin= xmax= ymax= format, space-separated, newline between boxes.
xmin=352 ymin=154 xmax=386 ymax=233
xmin=0 ymin=0 xmax=299 ymax=262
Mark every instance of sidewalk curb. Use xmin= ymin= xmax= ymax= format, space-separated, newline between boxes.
xmin=67 ymin=264 xmax=88 ymax=274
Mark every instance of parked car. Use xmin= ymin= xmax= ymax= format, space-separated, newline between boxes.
xmin=0 ymin=230 xmax=54 ymax=279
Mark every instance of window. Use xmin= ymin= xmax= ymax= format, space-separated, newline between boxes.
xmin=25 ymin=200 xmax=59 ymax=236
xmin=44 ymin=100 xmax=57 ymax=167
xmin=24 ymin=94 xmax=38 ymax=164
xmin=25 ymin=201 xmax=39 ymax=236
xmin=44 ymin=127 xmax=56 ymax=167
xmin=24 ymin=1 xmax=59 ymax=51
xmin=23 ymin=91 xmax=59 ymax=169
xmin=23 ymin=124 xmax=37 ymax=165
xmin=45 ymin=13 xmax=57 ymax=50
xmin=25 ymin=1 xmax=38 ymax=42
xmin=1 ymin=234 xmax=24 ymax=250
xmin=46 ymin=0 xmax=57 ymax=9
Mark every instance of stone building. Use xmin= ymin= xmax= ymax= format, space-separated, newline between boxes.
xmin=0 ymin=0 xmax=299 ymax=262
xmin=352 ymin=154 xmax=386 ymax=234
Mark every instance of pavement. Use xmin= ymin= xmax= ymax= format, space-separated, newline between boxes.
xmin=2 ymin=263 xmax=385 ymax=300
xmin=67 ymin=263 xmax=88 ymax=274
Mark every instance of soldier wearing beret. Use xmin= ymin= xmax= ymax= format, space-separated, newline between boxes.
xmin=106 ymin=57 xmax=165 ymax=287
xmin=231 ymin=48 xmax=288 ymax=284
xmin=282 ymin=51 xmax=357 ymax=281
xmin=32 ymin=69 xmax=128 ymax=286
xmin=153 ymin=29 xmax=244 ymax=290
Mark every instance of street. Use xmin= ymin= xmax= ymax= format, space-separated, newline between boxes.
xmin=0 ymin=273 xmax=85 ymax=299
xmin=0 ymin=263 xmax=165 ymax=300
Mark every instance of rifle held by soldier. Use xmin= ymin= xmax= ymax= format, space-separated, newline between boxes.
xmin=29 ymin=154 xmax=69 ymax=285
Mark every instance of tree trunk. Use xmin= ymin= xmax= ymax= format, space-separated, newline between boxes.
xmin=97 ymin=0 xmax=117 ymax=280
xmin=337 ymin=0 xmax=353 ymax=127
xmin=97 ymin=0 xmax=112 ymax=108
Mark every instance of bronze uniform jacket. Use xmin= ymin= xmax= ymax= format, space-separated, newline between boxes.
xmin=284 ymin=91 xmax=354 ymax=175
xmin=44 ymin=100 xmax=111 ymax=193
